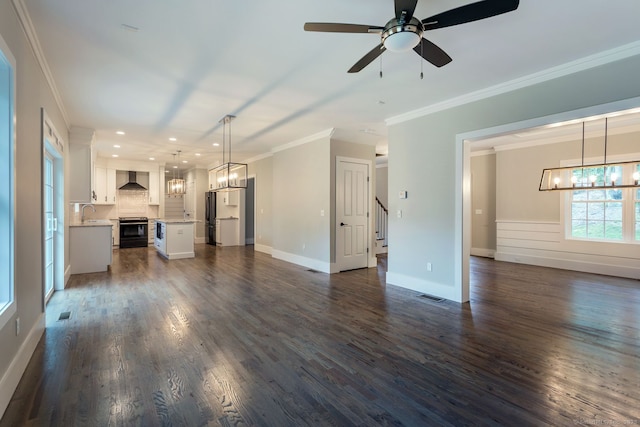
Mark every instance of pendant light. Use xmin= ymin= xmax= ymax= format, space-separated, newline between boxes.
xmin=539 ymin=118 xmax=640 ymax=191
xmin=167 ymin=152 xmax=186 ymax=195
xmin=212 ymin=114 xmax=247 ymax=191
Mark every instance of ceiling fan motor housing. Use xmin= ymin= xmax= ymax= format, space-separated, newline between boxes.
xmin=381 ymin=17 xmax=423 ymax=52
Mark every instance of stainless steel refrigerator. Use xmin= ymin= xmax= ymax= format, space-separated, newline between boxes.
xmin=205 ymin=191 xmax=217 ymax=245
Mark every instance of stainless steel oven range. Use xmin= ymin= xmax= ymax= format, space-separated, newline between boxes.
xmin=119 ymin=217 xmax=148 ymax=248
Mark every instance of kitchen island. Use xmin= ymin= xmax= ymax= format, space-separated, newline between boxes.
xmin=70 ymin=220 xmax=113 ymax=274
xmin=154 ymin=219 xmax=198 ymax=259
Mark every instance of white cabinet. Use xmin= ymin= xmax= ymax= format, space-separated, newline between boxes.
xmin=222 ymin=191 xmax=239 ymax=206
xmin=70 ymin=223 xmax=113 ymax=274
xmin=148 ymin=171 xmax=160 ymax=205
xmin=148 ymin=220 xmax=155 ymax=244
xmin=94 ymin=166 xmax=116 ymax=204
xmin=216 ymin=218 xmax=239 ymax=246
xmin=111 ymin=220 xmax=119 ymax=246
xmin=69 ymin=143 xmax=93 ymax=203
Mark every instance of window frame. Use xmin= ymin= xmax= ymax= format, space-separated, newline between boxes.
xmin=564 ymin=158 xmax=640 ymax=244
xmin=0 ymin=33 xmax=16 ymax=331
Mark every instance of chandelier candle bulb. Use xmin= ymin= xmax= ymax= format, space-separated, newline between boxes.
xmin=610 ymin=172 xmax=618 ymax=186
xmin=634 ymin=171 xmax=640 ymax=185
xmin=553 ymin=177 xmax=560 ymax=189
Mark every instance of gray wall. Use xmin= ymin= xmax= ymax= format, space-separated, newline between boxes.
xmin=471 ymin=154 xmax=496 ymax=253
xmin=376 ymin=166 xmax=388 ymax=208
xmin=388 ymin=54 xmax=640 ymax=300
xmin=273 ymin=137 xmax=331 ymax=262
xmin=0 ymin=0 xmax=69 ymax=412
xmin=248 ymin=156 xmax=273 ymax=250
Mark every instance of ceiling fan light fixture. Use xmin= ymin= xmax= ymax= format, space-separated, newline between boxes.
xmin=381 ymin=18 xmax=423 ymax=52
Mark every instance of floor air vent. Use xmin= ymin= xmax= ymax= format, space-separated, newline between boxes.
xmin=58 ymin=311 xmax=71 ymax=320
xmin=419 ymin=294 xmax=445 ymax=303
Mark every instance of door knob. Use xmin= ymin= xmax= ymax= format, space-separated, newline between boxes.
xmin=340 ymin=222 xmax=348 ymax=226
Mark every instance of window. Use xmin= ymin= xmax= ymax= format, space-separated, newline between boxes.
xmin=569 ymin=163 xmax=639 ymax=243
xmin=0 ymin=35 xmax=16 ymax=330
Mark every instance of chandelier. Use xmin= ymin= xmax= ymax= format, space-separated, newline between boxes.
xmin=212 ymin=114 xmax=247 ymax=191
xmin=539 ymin=118 xmax=640 ymax=191
xmin=167 ymin=151 xmax=186 ymax=195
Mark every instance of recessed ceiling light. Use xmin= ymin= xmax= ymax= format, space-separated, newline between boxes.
xmin=113 ymin=144 xmax=120 ymax=148
xmin=169 ymin=137 xmax=177 ymax=141
xmin=116 ymin=131 xmax=125 ymax=135
xmin=182 ymin=160 xmax=188 ymax=163
xmin=165 ymin=170 xmax=169 ymax=173
xmin=112 ymin=154 xmax=119 ymax=158
xmin=213 ymin=143 xmax=220 ymax=147
xmin=195 ymin=153 xmax=201 ymax=156
xmin=173 ymin=166 xmax=178 ymax=169
xmin=149 ymin=157 xmax=155 ymax=160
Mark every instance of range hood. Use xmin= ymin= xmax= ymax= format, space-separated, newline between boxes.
xmin=119 ymin=171 xmax=147 ymax=191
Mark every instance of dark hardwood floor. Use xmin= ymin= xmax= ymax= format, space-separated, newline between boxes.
xmin=2 ymin=245 xmax=639 ymax=426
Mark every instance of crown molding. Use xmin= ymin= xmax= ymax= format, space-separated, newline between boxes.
xmin=12 ymin=0 xmax=69 ymax=130
xmin=271 ymin=128 xmax=335 ymax=154
xmin=386 ymin=40 xmax=640 ymax=127
xmin=243 ymin=151 xmax=273 ymax=165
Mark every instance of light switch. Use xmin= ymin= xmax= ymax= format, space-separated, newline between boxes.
xmin=320 ymin=209 xmax=325 ymax=217
xmin=475 ymin=209 xmax=483 ymax=215
xmin=399 ymin=190 xmax=408 ymax=199
xmin=397 ymin=209 xmax=402 ymax=218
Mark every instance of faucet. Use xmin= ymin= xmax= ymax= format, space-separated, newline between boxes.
xmin=81 ymin=203 xmax=95 ymax=222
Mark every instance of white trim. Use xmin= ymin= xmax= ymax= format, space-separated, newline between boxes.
xmin=243 ymin=152 xmax=273 ymax=164
xmin=335 ymin=156 xmax=374 ymax=273
xmin=494 ymin=252 xmax=640 ymax=280
xmin=457 ymin=97 xmax=640 ymax=307
xmin=64 ymin=264 xmax=71 ymax=287
xmin=387 ymin=41 xmax=640 ymax=126
xmin=271 ymin=249 xmax=331 ymax=274
xmin=11 ymin=0 xmax=69 ymax=129
xmin=470 ymin=149 xmax=495 ymax=157
xmin=470 ymin=248 xmax=495 ymax=258
xmin=254 ymin=243 xmax=272 ymax=255
xmin=271 ymin=128 xmax=334 ymax=154
xmin=386 ymin=272 xmax=462 ymax=303
xmin=0 ymin=313 xmax=45 ymax=420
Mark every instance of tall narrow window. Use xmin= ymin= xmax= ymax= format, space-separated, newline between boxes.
xmin=0 ymin=35 xmax=16 ymax=330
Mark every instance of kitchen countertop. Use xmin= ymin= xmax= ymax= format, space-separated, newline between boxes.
xmin=155 ymin=218 xmax=201 ymax=224
xmin=70 ymin=220 xmax=114 ymax=227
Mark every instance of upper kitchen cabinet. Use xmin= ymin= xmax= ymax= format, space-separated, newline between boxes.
xmin=94 ymin=166 xmax=116 ymax=204
xmin=148 ymin=170 xmax=160 ymax=205
xmin=69 ymin=127 xmax=95 ymax=203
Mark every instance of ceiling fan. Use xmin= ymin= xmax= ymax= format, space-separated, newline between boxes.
xmin=304 ymin=0 xmax=520 ymax=73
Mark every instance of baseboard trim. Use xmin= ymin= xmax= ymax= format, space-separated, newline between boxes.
xmin=0 ymin=313 xmax=45 ymax=420
xmin=494 ymin=252 xmax=640 ymax=279
xmin=271 ymin=249 xmax=331 ymax=274
xmin=64 ymin=264 xmax=71 ymax=286
xmin=386 ymin=271 xmax=466 ymax=303
xmin=254 ymin=244 xmax=272 ymax=255
xmin=245 ymin=238 xmax=255 ymax=245
xmin=470 ymin=248 xmax=495 ymax=258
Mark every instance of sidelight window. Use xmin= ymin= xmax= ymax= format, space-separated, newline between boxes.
xmin=0 ymin=35 xmax=16 ymax=330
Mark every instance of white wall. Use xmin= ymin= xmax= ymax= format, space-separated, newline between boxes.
xmin=0 ymin=1 xmax=69 ymax=417
xmin=470 ymin=153 xmax=496 ymax=257
xmin=387 ymin=54 xmax=640 ymax=302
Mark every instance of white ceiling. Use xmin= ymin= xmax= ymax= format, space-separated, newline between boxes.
xmin=22 ymin=0 xmax=640 ymax=170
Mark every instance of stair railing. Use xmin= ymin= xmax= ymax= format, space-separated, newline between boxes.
xmin=375 ymin=197 xmax=388 ymax=247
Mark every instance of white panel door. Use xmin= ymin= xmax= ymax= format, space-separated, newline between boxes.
xmin=336 ymin=159 xmax=369 ymax=271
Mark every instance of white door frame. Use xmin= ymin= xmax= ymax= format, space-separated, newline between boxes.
xmin=41 ymin=108 xmax=65 ymax=306
xmin=335 ymin=156 xmax=373 ymax=272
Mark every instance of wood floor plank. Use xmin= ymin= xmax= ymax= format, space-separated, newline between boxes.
xmin=2 ymin=246 xmax=640 ymax=426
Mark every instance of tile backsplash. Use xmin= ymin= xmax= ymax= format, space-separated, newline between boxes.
xmin=117 ymin=190 xmax=148 ymax=217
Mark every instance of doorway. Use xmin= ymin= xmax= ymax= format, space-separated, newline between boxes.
xmin=42 ymin=109 xmax=64 ymax=304
xmin=245 ymin=176 xmax=255 ymax=245
xmin=336 ymin=157 xmax=370 ymax=271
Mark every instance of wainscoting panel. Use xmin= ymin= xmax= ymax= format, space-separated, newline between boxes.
xmin=495 ymin=220 xmax=640 ymax=279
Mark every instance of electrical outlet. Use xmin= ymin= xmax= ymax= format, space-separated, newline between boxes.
xmin=397 ymin=210 xmax=402 ymax=218
xmin=427 ymin=262 xmax=432 ymax=272
xmin=320 ymin=209 xmax=324 ymax=217
xmin=15 ymin=317 xmax=20 ymax=336
xmin=302 ymin=243 xmax=306 ymax=250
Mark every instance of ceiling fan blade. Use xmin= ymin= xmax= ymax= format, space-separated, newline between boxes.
xmin=422 ymin=0 xmax=519 ymax=31
xmin=348 ymin=44 xmax=386 ymax=73
xmin=304 ymin=23 xmax=384 ymax=34
xmin=395 ymin=0 xmax=418 ymax=21
xmin=413 ymin=38 xmax=452 ymax=68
